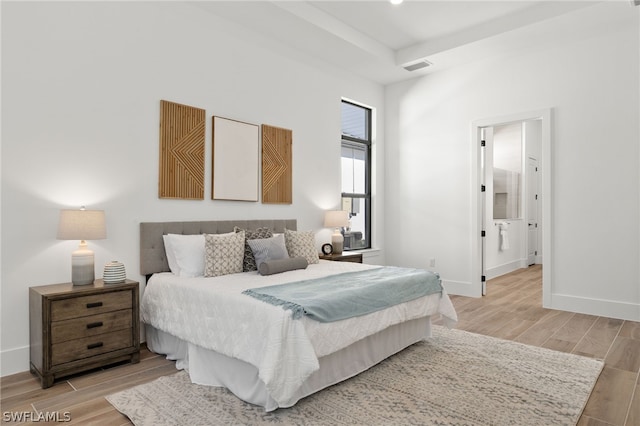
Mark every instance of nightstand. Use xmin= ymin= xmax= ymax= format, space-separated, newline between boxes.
xmin=319 ymin=252 xmax=363 ymax=263
xmin=29 ymin=279 xmax=140 ymax=388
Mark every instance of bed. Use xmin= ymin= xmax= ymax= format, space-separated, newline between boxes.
xmin=139 ymin=219 xmax=457 ymax=411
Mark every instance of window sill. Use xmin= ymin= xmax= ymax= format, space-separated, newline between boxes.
xmin=345 ymin=248 xmax=381 ymax=255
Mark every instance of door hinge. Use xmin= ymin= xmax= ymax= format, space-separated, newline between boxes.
xmin=535 ymin=194 xmax=538 ymax=200
xmin=481 ymin=140 xmax=486 ymax=147
xmin=481 ymin=275 xmax=486 ymax=282
xmin=535 ymin=251 xmax=538 ymax=255
xmin=481 ymin=230 xmax=486 ymax=237
xmin=481 ymin=185 xmax=486 ymax=192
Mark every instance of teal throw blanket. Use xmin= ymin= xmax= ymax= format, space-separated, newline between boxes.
xmin=242 ymin=266 xmax=442 ymax=323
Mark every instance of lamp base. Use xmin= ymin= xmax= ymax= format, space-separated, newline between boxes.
xmin=72 ymin=246 xmax=95 ymax=286
xmin=331 ymin=231 xmax=344 ymax=255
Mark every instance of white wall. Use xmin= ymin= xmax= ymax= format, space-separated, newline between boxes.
xmin=0 ymin=2 xmax=385 ymax=375
xmin=385 ymin=2 xmax=639 ymax=320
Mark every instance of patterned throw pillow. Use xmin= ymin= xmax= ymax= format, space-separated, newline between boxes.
xmin=284 ymin=229 xmax=319 ymax=264
xmin=204 ymin=231 xmax=245 ymax=277
xmin=235 ymin=227 xmax=273 ymax=272
xmin=247 ymin=234 xmax=289 ymax=268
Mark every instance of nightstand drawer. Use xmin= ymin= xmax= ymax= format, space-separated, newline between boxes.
xmin=51 ymin=309 xmax=133 ymax=344
xmin=319 ymin=253 xmax=363 ymax=263
xmin=339 ymin=255 xmax=362 ymax=263
xmin=51 ymin=329 xmax=133 ymax=366
xmin=51 ymin=290 xmax=132 ymax=321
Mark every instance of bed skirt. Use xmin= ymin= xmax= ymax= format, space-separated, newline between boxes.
xmin=145 ymin=316 xmax=432 ymax=411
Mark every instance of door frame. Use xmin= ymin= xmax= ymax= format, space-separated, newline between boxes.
xmin=526 ymin=155 xmax=540 ymax=266
xmin=471 ymin=108 xmax=552 ymax=306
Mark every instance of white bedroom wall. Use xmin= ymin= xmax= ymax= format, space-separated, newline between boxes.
xmin=0 ymin=2 xmax=385 ymax=375
xmin=385 ymin=2 xmax=639 ymax=320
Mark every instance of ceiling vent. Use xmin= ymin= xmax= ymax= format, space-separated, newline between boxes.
xmin=403 ymin=60 xmax=432 ymax=72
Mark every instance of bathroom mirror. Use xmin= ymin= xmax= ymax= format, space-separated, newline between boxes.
xmin=493 ymin=123 xmax=522 ymax=220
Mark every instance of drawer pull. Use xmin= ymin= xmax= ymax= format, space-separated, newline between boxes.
xmin=87 ymin=342 xmax=104 ymax=350
xmin=86 ymin=302 xmax=103 ymax=309
xmin=86 ymin=321 xmax=103 ymax=329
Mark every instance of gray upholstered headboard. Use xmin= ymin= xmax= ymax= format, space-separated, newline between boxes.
xmin=140 ymin=219 xmax=297 ymax=276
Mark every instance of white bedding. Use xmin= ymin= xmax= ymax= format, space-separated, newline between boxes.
xmin=141 ymin=260 xmax=457 ymax=406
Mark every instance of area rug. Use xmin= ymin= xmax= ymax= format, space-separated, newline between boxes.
xmin=106 ymin=326 xmax=603 ymax=425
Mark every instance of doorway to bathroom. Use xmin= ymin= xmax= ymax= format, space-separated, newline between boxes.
xmin=472 ymin=109 xmax=551 ymax=300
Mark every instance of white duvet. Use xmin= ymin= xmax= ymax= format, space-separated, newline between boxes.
xmin=141 ymin=260 xmax=458 ymax=405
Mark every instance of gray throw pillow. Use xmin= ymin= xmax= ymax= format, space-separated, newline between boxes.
xmin=247 ymin=234 xmax=289 ymax=268
xmin=258 ymin=257 xmax=308 ymax=276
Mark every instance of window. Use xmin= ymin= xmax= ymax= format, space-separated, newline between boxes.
xmin=341 ymin=100 xmax=371 ymax=250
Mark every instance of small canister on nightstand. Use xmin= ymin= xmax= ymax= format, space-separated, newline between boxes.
xmin=103 ymin=261 xmax=126 ymax=284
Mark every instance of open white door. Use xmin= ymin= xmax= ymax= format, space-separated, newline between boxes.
xmin=480 ymin=127 xmax=493 ymax=295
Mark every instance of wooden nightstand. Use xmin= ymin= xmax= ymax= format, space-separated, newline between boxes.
xmin=319 ymin=252 xmax=363 ymax=263
xmin=29 ymin=279 xmax=140 ymax=388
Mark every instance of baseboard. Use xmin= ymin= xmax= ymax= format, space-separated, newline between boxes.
xmin=486 ymin=259 xmax=528 ymax=280
xmin=1 ymin=345 xmax=30 ymax=377
xmin=548 ymin=293 xmax=640 ymax=322
xmin=442 ymin=279 xmax=479 ymax=298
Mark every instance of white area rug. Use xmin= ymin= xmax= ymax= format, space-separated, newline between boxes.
xmin=107 ymin=326 xmax=603 ymax=425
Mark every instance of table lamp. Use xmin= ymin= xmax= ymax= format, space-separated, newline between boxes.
xmin=324 ymin=210 xmax=349 ymax=255
xmin=57 ymin=207 xmax=106 ymax=285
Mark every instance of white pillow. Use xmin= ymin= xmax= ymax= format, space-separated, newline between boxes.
xmin=164 ymin=234 xmax=205 ymax=277
xmin=162 ymin=234 xmax=180 ymax=275
xmin=247 ymin=234 xmax=289 ymax=268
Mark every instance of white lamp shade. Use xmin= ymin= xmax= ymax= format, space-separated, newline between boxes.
xmin=324 ymin=210 xmax=349 ymax=228
xmin=57 ymin=208 xmax=106 ymax=285
xmin=57 ymin=209 xmax=106 ymax=241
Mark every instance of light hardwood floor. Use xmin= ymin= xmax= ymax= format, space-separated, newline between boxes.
xmin=434 ymin=265 xmax=640 ymax=426
xmin=2 ymin=265 xmax=639 ymax=425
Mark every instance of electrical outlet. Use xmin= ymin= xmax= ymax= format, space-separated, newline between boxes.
xmin=429 ymin=258 xmax=436 ymax=268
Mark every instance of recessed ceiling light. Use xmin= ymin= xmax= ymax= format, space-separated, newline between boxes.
xmin=390 ymin=0 xmax=404 ymax=5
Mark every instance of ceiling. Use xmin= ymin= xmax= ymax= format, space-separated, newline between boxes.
xmin=193 ymin=1 xmax=617 ymax=84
